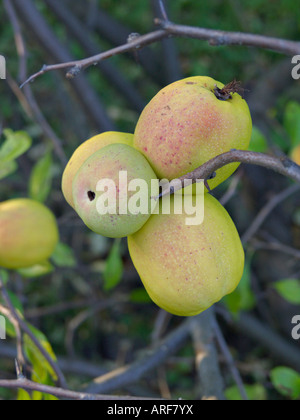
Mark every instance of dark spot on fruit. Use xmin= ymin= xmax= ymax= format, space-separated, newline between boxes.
xmin=186 ymin=82 xmax=196 ymax=85
xmin=87 ymin=191 xmax=96 ymax=201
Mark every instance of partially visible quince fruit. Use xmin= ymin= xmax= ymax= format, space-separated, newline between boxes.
xmin=62 ymin=131 xmax=133 ymax=209
xmin=290 ymin=144 xmax=300 ymax=165
xmin=134 ymin=76 xmax=252 ymax=192
xmin=128 ymin=193 xmax=244 ymax=316
xmin=0 ymin=199 xmax=59 ymax=269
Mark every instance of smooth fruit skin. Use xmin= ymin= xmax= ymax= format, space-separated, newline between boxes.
xmin=0 ymin=199 xmax=59 ymax=270
xmin=72 ymin=143 xmax=159 ymax=238
xmin=128 ymin=194 xmax=244 ymax=316
xmin=134 ymin=76 xmax=252 ymax=191
xmin=62 ymin=131 xmax=134 ymax=209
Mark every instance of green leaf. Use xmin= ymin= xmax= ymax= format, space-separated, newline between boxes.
xmin=17 ymin=389 xmax=32 ymax=401
xmin=0 ymin=269 xmax=9 ymax=285
xmin=271 ymin=367 xmax=300 ymax=399
xmin=23 ymin=324 xmax=58 ymax=382
xmin=6 ymin=290 xmax=24 ymax=314
xmin=31 ymin=390 xmax=44 ymax=401
xmin=130 ymin=288 xmax=152 ymax=303
xmin=0 ymin=160 xmax=18 ymax=180
xmin=28 ymin=151 xmax=53 ymax=203
xmin=225 ymin=384 xmax=267 ymax=401
xmin=271 ymin=128 xmax=288 ymax=152
xmin=103 ymin=239 xmax=123 ymax=291
xmin=249 ymin=126 xmax=268 ymax=153
xmin=284 ymin=101 xmax=300 ymax=147
xmin=222 ymin=256 xmax=255 ymax=315
xmin=44 ymin=393 xmax=59 ymax=401
xmin=0 ymin=129 xmax=32 ymax=163
xmin=273 ymin=279 xmax=300 ymax=305
xmin=17 ymin=260 xmax=54 ymax=278
xmin=51 ymin=242 xmax=76 ymax=268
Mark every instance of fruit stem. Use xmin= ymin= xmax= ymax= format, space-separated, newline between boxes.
xmin=214 ymin=80 xmax=245 ymax=101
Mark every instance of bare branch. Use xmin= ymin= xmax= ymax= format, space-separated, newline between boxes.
xmin=19 ymin=29 xmax=167 ymax=89
xmin=85 ymin=315 xmax=193 ymax=394
xmin=212 ymin=316 xmax=248 ymax=401
xmin=159 ymin=150 xmax=300 ymax=199
xmin=242 ymin=183 xmax=300 ymax=244
xmin=19 ymin=11 xmax=300 ymax=88
xmin=230 ymin=311 xmax=300 ymax=372
xmin=151 ymin=0 xmax=182 ymax=83
xmin=0 ymin=377 xmax=158 ymax=401
xmin=157 ymin=0 xmax=169 ymax=22
xmin=159 ymin=21 xmax=300 ymax=56
xmin=190 ymin=308 xmax=225 ymax=400
xmin=219 ymin=174 xmax=241 ymax=206
xmin=251 ymin=237 xmax=300 ymax=260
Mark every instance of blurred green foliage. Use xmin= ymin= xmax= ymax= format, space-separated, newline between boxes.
xmin=270 ymin=367 xmax=300 ymax=400
xmin=0 ymin=0 xmax=299 ymax=401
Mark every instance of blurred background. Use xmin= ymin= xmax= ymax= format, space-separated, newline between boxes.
xmin=0 ymin=0 xmax=300 ymax=400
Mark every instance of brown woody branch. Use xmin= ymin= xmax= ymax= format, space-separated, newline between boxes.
xmin=20 ymin=16 xmax=300 ymax=89
xmin=159 ymin=20 xmax=300 ymax=56
xmin=0 ymin=378 xmax=158 ymax=401
xmin=159 ymin=150 xmax=300 ymax=199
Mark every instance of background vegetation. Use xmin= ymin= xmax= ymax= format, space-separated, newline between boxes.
xmin=0 ymin=0 xmax=300 ymax=400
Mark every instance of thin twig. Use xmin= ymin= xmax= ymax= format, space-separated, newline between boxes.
xmin=151 ymin=0 xmax=183 ymax=83
xmin=158 ymin=0 xmax=169 ymax=22
xmin=151 ymin=309 xmax=172 ymax=344
xmin=19 ymin=15 xmax=300 ymax=88
xmin=19 ymin=29 xmax=167 ymax=89
xmin=0 ymin=342 xmax=108 ymax=379
xmin=212 ymin=317 xmax=248 ymax=401
xmin=219 ymin=309 xmax=300 ymax=372
xmin=0 ymin=377 xmax=158 ymax=401
xmin=160 ymin=20 xmax=300 ymax=56
xmin=251 ymin=238 xmax=300 ymax=260
xmin=0 ymin=304 xmax=26 ymax=369
xmin=242 ymin=183 xmax=300 ymax=244
xmin=219 ymin=174 xmax=241 ymax=206
xmin=65 ymin=298 xmax=122 ymax=358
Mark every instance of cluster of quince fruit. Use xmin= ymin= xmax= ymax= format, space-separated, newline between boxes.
xmin=61 ymin=76 xmax=252 ymax=316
